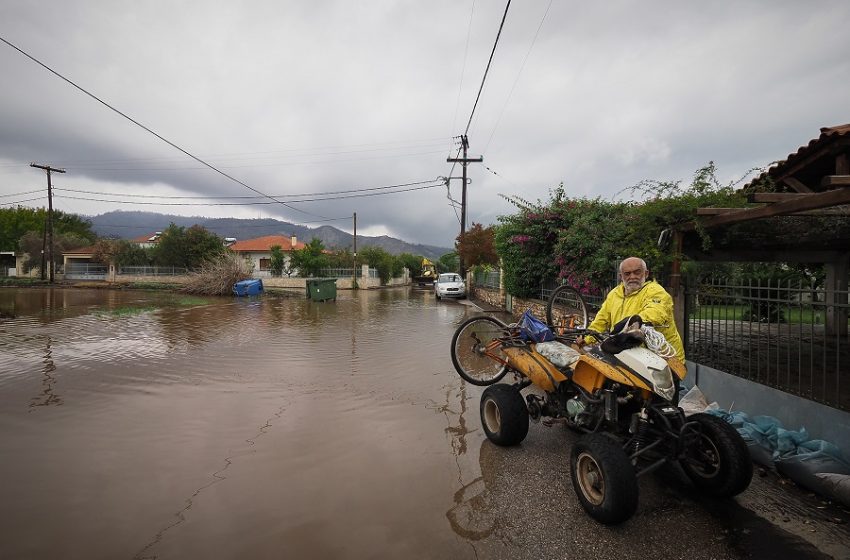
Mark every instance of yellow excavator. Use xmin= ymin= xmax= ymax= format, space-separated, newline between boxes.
xmin=413 ymin=258 xmax=437 ymax=288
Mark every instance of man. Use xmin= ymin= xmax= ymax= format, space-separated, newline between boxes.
xmin=578 ymin=257 xmax=685 ymax=361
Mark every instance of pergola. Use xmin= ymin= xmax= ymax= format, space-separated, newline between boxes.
xmin=670 ymin=124 xmax=850 ymax=335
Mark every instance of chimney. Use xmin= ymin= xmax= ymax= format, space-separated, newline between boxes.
xmin=290 ymin=234 xmax=297 ymax=248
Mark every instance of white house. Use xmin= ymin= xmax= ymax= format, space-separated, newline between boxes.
xmin=229 ymin=235 xmax=306 ymax=275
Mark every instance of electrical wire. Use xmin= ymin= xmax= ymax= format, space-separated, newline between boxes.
xmin=464 ymin=0 xmax=512 ymax=136
xmin=54 ymin=179 xmax=441 ymax=199
xmin=483 ymin=0 xmax=552 ymax=153
xmin=0 ymin=195 xmax=47 ymax=206
xmin=0 ymin=189 xmax=43 ymax=198
xmin=0 ymin=35 xmax=328 ymax=221
xmin=451 ymin=0 xmax=476 ymax=136
xmin=53 ymin=181 xmax=444 ymax=206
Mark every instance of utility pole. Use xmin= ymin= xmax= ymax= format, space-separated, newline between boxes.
xmin=352 ymin=212 xmax=357 ymax=290
xmin=30 ymin=163 xmax=66 ymax=283
xmin=446 ymin=135 xmax=482 ymax=278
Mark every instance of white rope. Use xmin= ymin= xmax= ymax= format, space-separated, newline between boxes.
xmin=641 ymin=325 xmax=676 ymax=358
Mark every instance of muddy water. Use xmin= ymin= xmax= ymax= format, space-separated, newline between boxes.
xmin=0 ymin=287 xmax=485 ymax=560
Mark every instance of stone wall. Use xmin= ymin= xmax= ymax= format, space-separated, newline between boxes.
xmin=471 ymin=285 xmax=547 ymax=321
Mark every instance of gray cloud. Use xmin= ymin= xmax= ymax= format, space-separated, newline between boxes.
xmin=1 ymin=0 xmax=848 ymax=247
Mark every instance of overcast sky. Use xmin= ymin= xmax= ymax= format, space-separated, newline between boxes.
xmin=1 ymin=1 xmax=848 ymax=247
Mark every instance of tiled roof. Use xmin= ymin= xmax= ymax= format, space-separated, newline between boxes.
xmin=63 ymin=246 xmax=96 ymax=255
xmin=746 ymin=124 xmax=850 ymax=189
xmin=229 ymin=235 xmax=305 ymax=252
xmin=132 ymin=232 xmax=160 ymax=243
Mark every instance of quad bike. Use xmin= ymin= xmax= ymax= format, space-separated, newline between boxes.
xmin=449 ymin=286 xmax=752 ymax=525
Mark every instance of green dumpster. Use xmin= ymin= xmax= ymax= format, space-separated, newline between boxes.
xmin=306 ymin=278 xmax=337 ymax=302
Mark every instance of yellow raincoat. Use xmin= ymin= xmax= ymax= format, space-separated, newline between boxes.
xmin=587 ymin=280 xmax=685 ymax=361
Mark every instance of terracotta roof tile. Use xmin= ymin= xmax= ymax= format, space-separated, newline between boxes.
xmin=229 ymin=235 xmax=306 ymax=252
xmin=746 ymin=123 xmax=850 ymax=189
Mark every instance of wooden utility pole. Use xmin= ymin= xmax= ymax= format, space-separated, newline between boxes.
xmin=446 ymin=135 xmax=482 ymax=278
xmin=30 ymin=163 xmax=65 ymax=283
xmin=352 ymin=212 xmax=357 ymax=290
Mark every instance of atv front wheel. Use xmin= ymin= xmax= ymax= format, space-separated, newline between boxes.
xmin=451 ymin=316 xmax=510 ymax=386
xmin=480 ymin=384 xmax=529 ymax=446
xmin=680 ymin=413 xmax=753 ymax=497
xmin=570 ymin=434 xmax=639 ymax=525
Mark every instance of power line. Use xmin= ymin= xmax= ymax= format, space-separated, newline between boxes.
xmin=54 ymin=179 xmax=441 ymax=200
xmin=0 ymin=35 xmax=328 ymax=221
xmin=53 ymin=181 xmax=445 ymax=206
xmin=0 ymin=195 xmax=47 ymax=206
xmin=483 ymin=0 xmax=552 ymax=153
xmin=0 ymin=189 xmax=43 ymax=198
xmin=464 ymin=0 xmax=512 ymax=135
xmin=451 ymin=0 xmax=476 ymax=136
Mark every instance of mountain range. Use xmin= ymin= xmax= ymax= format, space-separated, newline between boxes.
xmin=87 ymin=211 xmax=453 ymax=260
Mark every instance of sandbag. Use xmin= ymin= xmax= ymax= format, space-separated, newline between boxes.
xmin=814 ymin=473 xmax=850 ymax=508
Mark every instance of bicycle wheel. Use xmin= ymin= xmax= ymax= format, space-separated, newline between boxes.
xmin=450 ymin=316 xmax=510 ymax=386
xmin=546 ymin=285 xmax=588 ymax=332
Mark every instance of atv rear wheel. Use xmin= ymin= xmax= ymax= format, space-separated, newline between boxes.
xmin=570 ymin=433 xmax=639 ymax=525
xmin=680 ymin=413 xmax=753 ymax=497
xmin=480 ymin=384 xmax=529 ymax=446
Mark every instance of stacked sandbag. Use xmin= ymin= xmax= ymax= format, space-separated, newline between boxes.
xmin=679 ymin=385 xmax=850 ymax=507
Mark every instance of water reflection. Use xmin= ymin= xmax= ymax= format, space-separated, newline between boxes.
xmin=29 ymin=336 xmax=62 ymax=409
xmin=0 ymin=286 xmax=483 ymax=559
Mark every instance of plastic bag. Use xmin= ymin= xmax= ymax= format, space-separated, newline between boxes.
xmin=518 ymin=310 xmax=554 ymax=342
xmin=535 ymin=341 xmax=580 ymax=369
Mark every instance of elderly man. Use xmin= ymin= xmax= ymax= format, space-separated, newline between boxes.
xmin=579 ymin=257 xmax=685 ymax=361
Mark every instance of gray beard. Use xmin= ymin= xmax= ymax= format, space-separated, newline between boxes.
xmin=623 ymin=281 xmax=644 ymax=296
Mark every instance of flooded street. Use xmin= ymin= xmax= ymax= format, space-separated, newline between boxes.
xmin=1 ymin=287 xmax=847 ymax=560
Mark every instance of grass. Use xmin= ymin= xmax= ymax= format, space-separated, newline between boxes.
xmin=690 ymin=305 xmax=845 ymax=325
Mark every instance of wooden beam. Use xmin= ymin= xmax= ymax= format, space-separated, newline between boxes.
xmin=782 ymin=176 xmax=814 ymax=193
xmin=747 ymin=193 xmax=808 ymax=203
xmin=821 ymin=175 xmax=850 ymax=187
xmin=837 ymin=153 xmax=849 ymax=175
xmin=680 ymin=187 xmax=850 ymax=231
xmin=683 ymin=248 xmax=844 ymax=263
xmin=697 ymin=206 xmax=850 ymax=216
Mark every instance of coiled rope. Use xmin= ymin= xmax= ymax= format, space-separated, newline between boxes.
xmin=641 ymin=325 xmax=676 ymax=358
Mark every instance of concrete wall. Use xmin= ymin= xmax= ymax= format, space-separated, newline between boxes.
xmin=685 ymin=362 xmax=850 ymax=459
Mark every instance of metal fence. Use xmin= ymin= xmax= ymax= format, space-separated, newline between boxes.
xmin=253 ymin=267 xmax=379 ymax=279
xmin=65 ymin=263 xmax=108 ymax=280
xmin=117 ymin=266 xmax=187 ymax=276
xmin=684 ymin=278 xmax=850 ymax=412
xmin=473 ymin=270 xmax=500 ymax=289
xmin=540 ymin=278 xmax=608 ymax=313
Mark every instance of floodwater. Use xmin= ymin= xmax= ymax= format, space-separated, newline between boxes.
xmin=0 ymin=287 xmax=482 ymax=559
xmin=1 ymin=287 xmax=847 ymax=560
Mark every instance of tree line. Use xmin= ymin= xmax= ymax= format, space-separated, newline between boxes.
xmin=0 ymin=207 xmax=464 ymax=283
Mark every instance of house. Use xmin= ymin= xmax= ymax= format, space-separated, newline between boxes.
xmin=131 ymin=232 xmax=162 ymax=248
xmin=229 ymin=235 xmax=306 ymax=275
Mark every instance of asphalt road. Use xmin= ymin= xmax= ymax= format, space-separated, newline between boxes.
xmin=451 ymin=297 xmax=850 ymax=560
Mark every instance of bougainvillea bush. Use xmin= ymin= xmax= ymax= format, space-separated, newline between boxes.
xmin=494 ymin=164 xmax=747 ymax=298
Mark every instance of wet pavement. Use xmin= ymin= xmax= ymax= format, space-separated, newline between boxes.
xmin=0 ymin=286 xmax=848 ymax=559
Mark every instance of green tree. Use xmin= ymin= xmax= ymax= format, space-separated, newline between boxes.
xmin=92 ymin=239 xmax=150 ymax=267
xmin=437 ymin=251 xmax=459 ymax=273
xmin=269 ymin=245 xmax=285 ymax=277
xmin=19 ymin=230 xmax=92 ymax=273
xmin=289 ymin=238 xmax=328 ymax=277
xmin=359 ymin=246 xmax=398 ymax=284
xmin=150 ymin=223 xmax=224 ymax=269
xmin=0 ymin=206 xmax=95 ymax=252
xmin=397 ymin=252 xmax=424 ymax=278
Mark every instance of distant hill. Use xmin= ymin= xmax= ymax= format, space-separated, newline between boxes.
xmin=86 ymin=211 xmax=453 ymax=260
